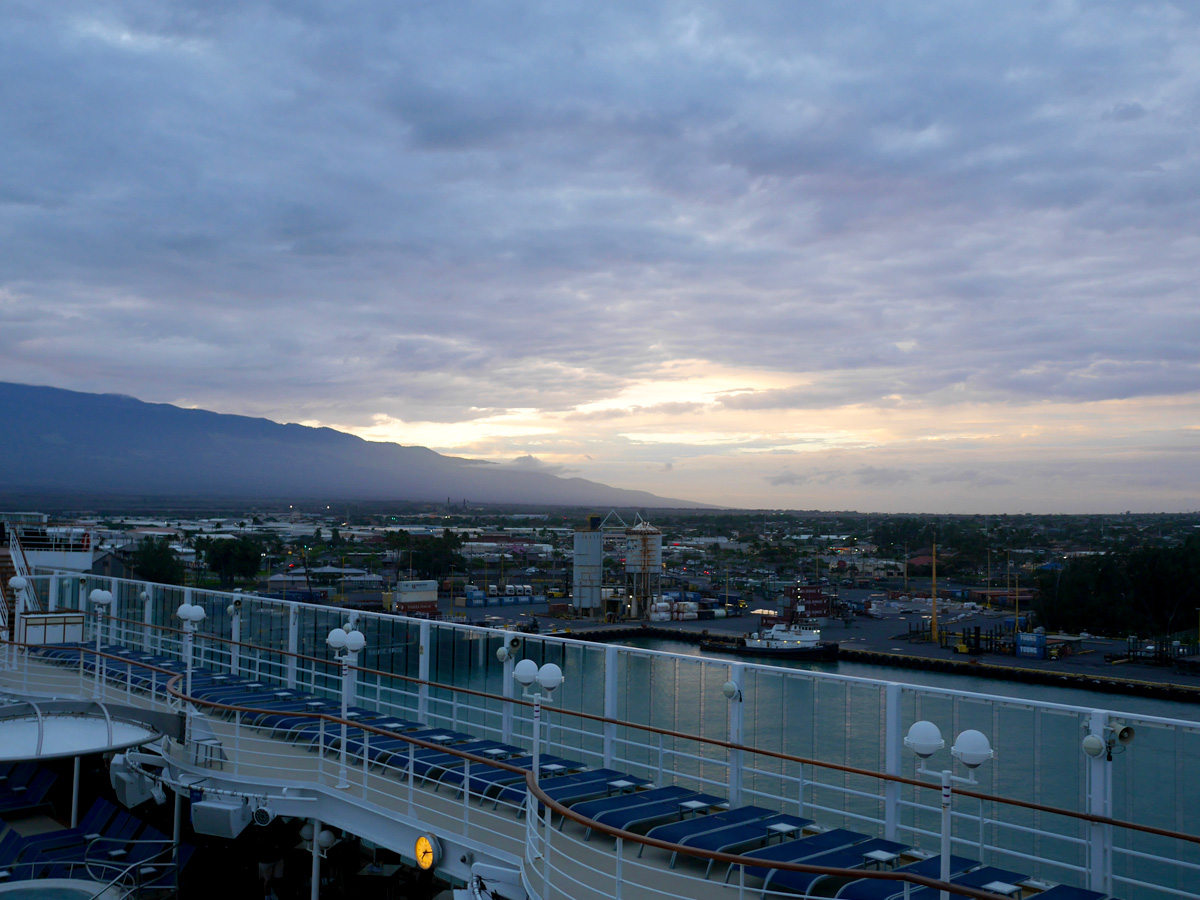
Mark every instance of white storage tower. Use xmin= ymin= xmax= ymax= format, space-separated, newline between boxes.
xmin=572 ymin=517 xmax=604 ymax=615
xmin=624 ymin=521 xmax=662 ymax=619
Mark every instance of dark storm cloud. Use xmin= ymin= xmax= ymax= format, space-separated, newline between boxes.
xmin=1 ymin=0 xmax=1198 ymax=513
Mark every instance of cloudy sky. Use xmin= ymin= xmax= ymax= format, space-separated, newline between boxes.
xmin=3 ymin=2 xmax=1199 ymax=513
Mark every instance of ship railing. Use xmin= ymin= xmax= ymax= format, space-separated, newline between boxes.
xmin=0 ymin=834 xmax=177 ymax=898
xmin=13 ymin=637 xmax=1199 ymax=900
xmin=15 ymin=569 xmax=1200 ymax=900
xmin=136 ymin=668 xmax=1055 ymax=900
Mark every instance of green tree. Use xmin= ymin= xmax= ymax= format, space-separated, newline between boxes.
xmin=197 ymin=535 xmax=265 ymax=588
xmin=131 ymin=537 xmax=185 ymax=586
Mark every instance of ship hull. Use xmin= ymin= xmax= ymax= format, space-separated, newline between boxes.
xmin=699 ymin=637 xmax=840 ymax=661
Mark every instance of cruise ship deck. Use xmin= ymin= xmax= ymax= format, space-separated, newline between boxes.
xmin=1 ymin=564 xmax=1198 ymax=900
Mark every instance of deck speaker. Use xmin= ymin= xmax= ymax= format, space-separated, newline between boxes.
xmin=252 ymin=806 xmax=275 ymax=827
xmin=191 ymin=800 xmax=252 ymax=839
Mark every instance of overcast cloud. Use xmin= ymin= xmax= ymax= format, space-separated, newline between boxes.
xmin=2 ymin=1 xmax=1199 ymax=512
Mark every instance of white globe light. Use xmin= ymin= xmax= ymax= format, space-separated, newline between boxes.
xmin=903 ymin=720 xmax=945 ymax=759
xmin=536 ymin=662 xmax=563 ymax=693
xmin=326 ymin=628 xmax=348 ymax=650
xmin=9 ymin=576 xmax=27 ymax=591
xmin=951 ymin=729 xmax=994 ymax=768
xmin=722 ymin=681 xmax=740 ymax=701
xmin=1081 ymin=734 xmax=1107 ymax=758
xmin=90 ymin=589 xmax=113 ymax=606
xmin=316 ymin=829 xmax=335 ymax=849
xmin=176 ymin=603 xmax=190 ymax=621
xmin=299 ymin=822 xmax=314 ymax=842
xmin=344 ymin=630 xmax=366 ymax=653
xmin=496 ymin=646 xmax=510 ymax=663
xmin=513 ymin=658 xmax=538 ymax=686
xmin=190 ymin=604 xmax=206 ymax=622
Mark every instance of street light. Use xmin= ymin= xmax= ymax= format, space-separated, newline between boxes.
xmin=89 ymin=589 xmax=114 ymax=698
xmin=513 ymin=659 xmax=563 ymax=778
xmin=327 ymin=625 xmax=366 ymax=789
xmin=905 ymin=721 xmax=994 ymax=900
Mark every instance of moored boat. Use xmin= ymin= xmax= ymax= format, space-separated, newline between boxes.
xmin=700 ymin=622 xmax=839 ymax=660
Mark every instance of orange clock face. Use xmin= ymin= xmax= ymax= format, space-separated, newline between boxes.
xmin=415 ymin=834 xmax=439 ymax=870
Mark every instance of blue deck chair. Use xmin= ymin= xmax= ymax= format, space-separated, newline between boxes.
xmin=434 ymin=747 xmax=529 ymax=793
xmin=570 ymin=785 xmax=695 ymax=821
xmin=495 ymin=767 xmax=649 ymax=815
xmin=763 ymin=836 xmax=910 ymax=895
xmin=727 ymin=828 xmax=871 ymax=884
xmin=493 ymin=768 xmax=644 ymax=815
xmin=590 ymin=791 xmax=726 ymax=840
xmin=643 ymin=805 xmax=782 ymax=866
xmin=1033 ymin=886 xmax=1108 ymax=900
xmin=0 ymin=769 xmax=56 ymax=813
xmin=12 ymin=799 xmax=121 ymax=857
xmin=900 ymin=866 xmax=1031 ymax=900
xmin=487 ymin=757 xmax=591 ymax=812
xmin=404 ymin=741 xmax=526 ymax=783
xmin=667 ymin=812 xmax=814 ymax=878
xmin=0 ymin=763 xmax=37 ymax=792
xmin=25 ymin=816 xmax=145 ymax=878
xmin=833 ymin=854 xmax=979 ymax=899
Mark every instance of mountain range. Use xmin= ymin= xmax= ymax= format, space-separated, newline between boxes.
xmin=0 ymin=382 xmax=701 ymax=508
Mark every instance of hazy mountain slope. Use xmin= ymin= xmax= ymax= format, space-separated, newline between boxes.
xmin=0 ymin=383 xmax=700 ymax=507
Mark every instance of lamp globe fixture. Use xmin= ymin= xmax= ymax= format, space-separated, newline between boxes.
xmin=326 ymin=628 xmax=348 ymax=650
xmin=950 ymin=729 xmax=994 ymax=768
xmin=535 ymin=663 xmax=563 ymax=693
xmin=903 ymin=720 xmax=945 ymax=759
xmin=513 ymin=658 xmax=538 ymax=686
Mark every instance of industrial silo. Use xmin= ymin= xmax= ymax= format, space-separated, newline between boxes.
xmin=572 ymin=516 xmax=604 ymax=615
xmin=624 ymin=521 xmax=662 ymax=619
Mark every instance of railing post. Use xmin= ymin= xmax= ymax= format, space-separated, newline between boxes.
xmin=501 ymin=651 xmax=515 ymax=744
xmin=614 ymin=836 xmax=623 ymax=900
xmin=49 ymin=574 xmax=58 ymax=611
xmin=362 ymin=731 xmax=370 ymax=798
xmin=884 ymin=682 xmax=903 ymax=841
xmin=542 ymin=793 xmax=551 ymax=895
xmin=603 ymin=645 xmax=618 ymax=769
xmin=418 ymin=620 xmax=431 ymax=722
xmin=407 ymin=743 xmax=415 ymax=810
xmin=142 ymin=584 xmax=153 ymax=653
xmin=463 ymin=758 xmax=470 ymax=827
xmin=1086 ymin=708 xmax=1112 ymax=894
xmin=728 ymin=663 xmax=745 ymax=807
xmin=317 ymin=719 xmax=325 ymax=782
xmin=230 ymin=608 xmax=241 ymax=676
xmin=286 ymin=604 xmax=299 ymax=688
xmin=309 ymin=817 xmax=322 ymax=900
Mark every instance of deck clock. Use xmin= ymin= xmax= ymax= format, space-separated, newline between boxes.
xmin=414 ymin=833 xmax=441 ymax=871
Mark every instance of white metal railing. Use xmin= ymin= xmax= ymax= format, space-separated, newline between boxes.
xmin=12 ymin=569 xmax=1200 ymax=900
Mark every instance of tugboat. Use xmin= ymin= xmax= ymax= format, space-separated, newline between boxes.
xmin=700 ymin=620 xmax=839 ymax=660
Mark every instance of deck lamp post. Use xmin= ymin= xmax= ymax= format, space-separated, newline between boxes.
xmin=89 ymin=589 xmax=113 ymax=698
xmin=8 ymin=576 xmax=28 ymax=668
xmin=905 ymin=721 xmax=994 ymax=900
xmin=300 ymin=819 xmax=336 ymax=900
xmin=176 ymin=603 xmax=206 ymax=698
xmin=512 ymin=659 xmax=563 ymax=778
xmin=326 ymin=626 xmax=366 ymax=789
